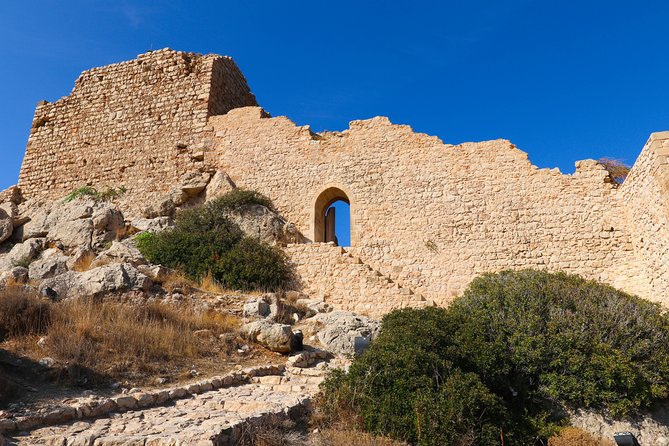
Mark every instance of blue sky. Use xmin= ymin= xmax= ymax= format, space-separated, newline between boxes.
xmin=2 ymin=0 xmax=669 ymax=197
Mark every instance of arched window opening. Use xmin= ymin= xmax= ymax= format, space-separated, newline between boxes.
xmin=314 ymin=187 xmax=352 ymax=246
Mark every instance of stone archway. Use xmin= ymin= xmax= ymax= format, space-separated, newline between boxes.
xmin=312 ymin=185 xmax=354 ymax=245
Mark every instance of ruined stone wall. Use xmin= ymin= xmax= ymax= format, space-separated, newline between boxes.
xmin=619 ymin=132 xmax=669 ymax=302
xmin=210 ymin=107 xmax=653 ymax=307
xmin=285 ymin=243 xmax=427 ymax=317
xmin=18 ymin=49 xmax=256 ymax=214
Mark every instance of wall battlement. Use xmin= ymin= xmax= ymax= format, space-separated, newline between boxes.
xmin=14 ymin=50 xmax=669 ymax=311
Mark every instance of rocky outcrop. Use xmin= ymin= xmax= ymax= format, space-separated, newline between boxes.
xmin=18 ymin=199 xmax=124 ymax=250
xmin=39 ymin=263 xmax=151 ymax=300
xmin=28 ymin=249 xmax=69 ymax=280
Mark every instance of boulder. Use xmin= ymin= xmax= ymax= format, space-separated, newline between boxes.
xmin=0 ymin=238 xmax=44 ymax=271
xmin=28 ymin=248 xmax=69 ymax=280
xmin=225 ymin=204 xmax=304 ymax=245
xmin=311 ymin=311 xmax=380 ymax=356
xmin=241 ymin=320 xmax=297 ymax=353
xmin=130 ymin=217 xmax=175 ymax=233
xmin=40 ymin=263 xmax=152 ymax=300
xmin=136 ymin=264 xmax=169 ymax=283
xmin=142 ymin=188 xmax=188 ymax=218
xmin=205 ymin=171 xmax=235 ymax=201
xmin=0 ymin=208 xmax=13 ymax=244
xmin=180 ymin=171 xmax=211 ymax=197
xmin=92 ymin=241 xmax=147 ymax=267
xmin=243 ymin=295 xmax=271 ymax=318
xmin=0 ymin=267 xmax=28 ymax=285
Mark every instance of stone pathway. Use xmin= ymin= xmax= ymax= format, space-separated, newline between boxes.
xmin=4 ymin=358 xmax=330 ymax=446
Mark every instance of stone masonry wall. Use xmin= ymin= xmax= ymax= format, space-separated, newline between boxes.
xmin=18 ymin=49 xmax=256 ymax=214
xmin=210 ymin=107 xmax=654 ymax=307
xmin=619 ymin=132 xmax=669 ymax=302
xmin=285 ymin=243 xmax=427 ymax=318
xmin=15 ymin=51 xmax=669 ymax=313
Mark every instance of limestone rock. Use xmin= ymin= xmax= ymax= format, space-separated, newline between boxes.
xmin=243 ymin=296 xmax=271 ymax=318
xmin=225 ymin=204 xmax=303 ymax=245
xmin=205 ymin=171 xmax=235 ymax=201
xmin=92 ymin=241 xmax=147 ymax=268
xmin=28 ymin=248 xmax=69 ymax=280
xmin=241 ymin=320 xmax=297 ymax=353
xmin=0 ymin=208 xmax=13 ymax=244
xmin=0 ymin=238 xmax=44 ymax=271
xmin=40 ymin=263 xmax=152 ymax=299
xmin=136 ymin=264 xmax=169 ymax=283
xmin=0 ymin=267 xmax=29 ymax=285
xmin=311 ymin=311 xmax=380 ymax=355
xmin=19 ymin=199 xmax=124 ymax=250
xmin=180 ymin=171 xmax=211 ymax=197
xmin=130 ymin=217 xmax=174 ymax=233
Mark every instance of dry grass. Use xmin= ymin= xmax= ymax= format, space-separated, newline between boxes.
xmin=314 ymin=429 xmax=407 ymax=446
xmin=70 ymin=251 xmax=97 ymax=272
xmin=199 ymin=271 xmax=230 ymax=295
xmin=548 ymin=427 xmax=615 ymax=446
xmin=1 ymin=288 xmax=242 ymax=385
xmin=0 ymin=288 xmax=51 ymax=340
xmin=161 ymin=269 xmax=196 ymax=293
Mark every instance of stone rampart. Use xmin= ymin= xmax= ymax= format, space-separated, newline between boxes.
xmin=17 ymin=48 xmax=256 ymax=213
xmin=13 ymin=50 xmax=669 ymax=312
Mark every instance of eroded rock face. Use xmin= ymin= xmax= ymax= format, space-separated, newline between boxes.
xmin=0 ymin=238 xmax=45 ymax=271
xmin=28 ymin=249 xmax=69 ymax=281
xmin=0 ymin=208 xmax=13 ymax=244
xmin=311 ymin=311 xmax=380 ymax=356
xmin=130 ymin=217 xmax=175 ymax=233
xmin=92 ymin=241 xmax=147 ymax=268
xmin=225 ymin=204 xmax=304 ymax=245
xmin=39 ymin=263 xmax=151 ymax=300
xmin=241 ymin=320 xmax=297 ymax=353
xmin=205 ymin=171 xmax=235 ymax=201
xmin=18 ymin=199 xmax=124 ymax=250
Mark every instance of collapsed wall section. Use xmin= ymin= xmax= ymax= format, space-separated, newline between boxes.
xmin=210 ymin=107 xmax=650 ymax=307
xmin=18 ymin=49 xmax=256 ymax=214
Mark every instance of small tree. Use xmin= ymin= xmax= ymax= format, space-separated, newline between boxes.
xmin=599 ymin=158 xmax=631 ymax=185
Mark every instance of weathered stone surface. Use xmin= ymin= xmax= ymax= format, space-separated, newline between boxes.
xmin=0 ymin=238 xmax=44 ymax=271
xmin=40 ymin=263 xmax=151 ymax=299
xmin=243 ymin=296 xmax=271 ymax=318
xmin=311 ymin=310 xmax=380 ymax=356
xmin=225 ymin=204 xmax=303 ymax=245
xmin=0 ymin=208 xmax=13 ymax=244
xmin=136 ymin=264 xmax=169 ymax=283
xmin=28 ymin=248 xmax=69 ymax=280
xmin=129 ymin=217 xmax=174 ymax=233
xmin=0 ymin=267 xmax=29 ymax=285
xmin=241 ymin=321 xmax=296 ymax=353
xmin=204 ymin=171 xmax=235 ymax=201
xmin=92 ymin=241 xmax=147 ymax=268
xmin=180 ymin=171 xmax=211 ymax=197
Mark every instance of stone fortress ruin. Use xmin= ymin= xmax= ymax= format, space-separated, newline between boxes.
xmin=16 ymin=48 xmax=669 ymax=316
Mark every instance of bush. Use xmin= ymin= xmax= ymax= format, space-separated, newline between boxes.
xmin=209 ymin=188 xmax=276 ymax=212
xmin=450 ymin=270 xmax=669 ymax=418
xmin=548 ymin=427 xmax=615 ymax=446
xmin=137 ymin=191 xmax=289 ymax=291
xmin=318 ymin=307 xmax=509 ymax=446
xmin=319 ymin=270 xmax=669 ymax=445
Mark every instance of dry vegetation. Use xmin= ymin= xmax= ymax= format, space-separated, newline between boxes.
xmin=599 ymin=157 xmax=631 ymax=185
xmin=548 ymin=427 xmax=615 ymax=446
xmin=0 ymin=287 xmax=245 ymax=398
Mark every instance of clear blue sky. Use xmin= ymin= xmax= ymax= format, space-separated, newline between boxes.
xmin=2 ymin=0 xmax=669 ymax=193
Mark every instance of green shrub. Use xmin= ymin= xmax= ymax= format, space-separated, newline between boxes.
xmin=208 ymin=188 xmax=275 ymax=212
xmin=318 ymin=307 xmax=511 ymax=446
xmin=136 ymin=191 xmax=289 ymax=291
xmin=450 ymin=269 xmax=669 ymax=418
xmin=319 ymin=270 xmax=669 ymax=445
xmin=64 ymin=186 xmax=126 ymax=203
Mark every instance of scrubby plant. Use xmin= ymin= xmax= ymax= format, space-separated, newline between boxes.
xmin=64 ymin=185 xmax=127 ymax=203
xmin=136 ymin=190 xmax=289 ymax=291
xmin=0 ymin=289 xmax=51 ymax=340
xmin=319 ymin=270 xmax=669 ymax=445
xmin=450 ymin=269 xmax=669 ymax=418
xmin=209 ymin=188 xmax=276 ymax=212
xmin=599 ymin=158 xmax=631 ymax=185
